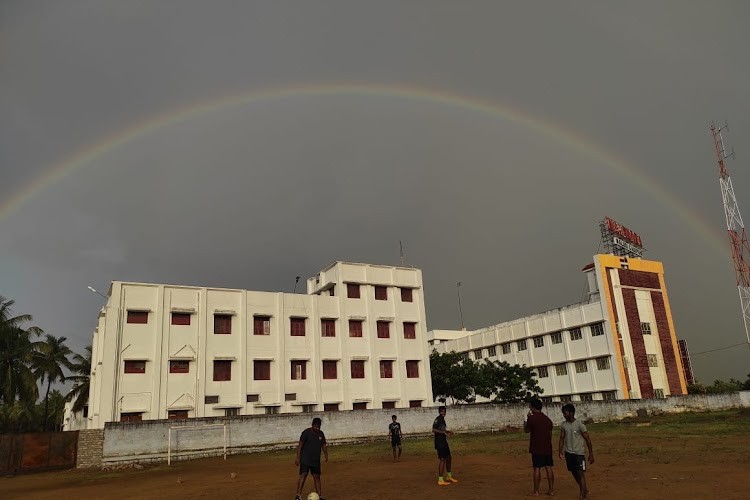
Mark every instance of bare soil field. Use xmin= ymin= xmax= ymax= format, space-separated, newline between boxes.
xmin=2 ymin=409 xmax=749 ymax=499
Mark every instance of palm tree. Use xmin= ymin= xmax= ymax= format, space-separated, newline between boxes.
xmin=45 ymin=390 xmax=67 ymax=432
xmin=65 ymin=345 xmax=92 ymax=413
xmin=32 ymin=334 xmax=74 ymax=431
xmin=0 ymin=296 xmax=43 ymax=405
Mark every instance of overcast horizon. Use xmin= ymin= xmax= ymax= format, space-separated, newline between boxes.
xmin=2 ymin=1 xmax=750 ymax=384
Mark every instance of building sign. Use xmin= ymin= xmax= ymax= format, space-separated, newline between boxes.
xmin=600 ymin=217 xmax=644 ymax=258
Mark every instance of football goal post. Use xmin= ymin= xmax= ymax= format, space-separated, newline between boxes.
xmin=168 ymin=423 xmax=227 ymax=465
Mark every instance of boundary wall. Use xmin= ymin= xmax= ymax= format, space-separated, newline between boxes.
xmin=81 ymin=391 xmax=750 ymax=468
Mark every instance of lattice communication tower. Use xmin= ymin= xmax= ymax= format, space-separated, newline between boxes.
xmin=710 ymin=121 xmax=750 ymax=348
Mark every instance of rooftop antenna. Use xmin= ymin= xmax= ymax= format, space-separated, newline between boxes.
xmin=456 ymin=281 xmax=465 ymax=330
xmin=87 ymin=286 xmax=107 ymax=299
xmin=293 ymin=276 xmax=300 ymax=294
xmin=399 ymin=240 xmax=405 ymax=266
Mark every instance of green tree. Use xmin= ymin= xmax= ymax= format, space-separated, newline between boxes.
xmin=65 ymin=345 xmax=92 ymax=413
xmin=0 ymin=296 xmax=43 ymax=406
xmin=477 ymin=360 xmax=543 ymax=403
xmin=44 ymin=390 xmax=67 ymax=432
xmin=32 ymin=334 xmax=74 ymax=431
xmin=429 ymin=350 xmax=482 ymax=404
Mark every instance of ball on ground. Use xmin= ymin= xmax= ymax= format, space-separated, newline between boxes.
xmin=307 ymin=493 xmax=320 ymax=500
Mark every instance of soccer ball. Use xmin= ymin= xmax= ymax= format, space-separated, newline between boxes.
xmin=307 ymin=493 xmax=320 ymax=500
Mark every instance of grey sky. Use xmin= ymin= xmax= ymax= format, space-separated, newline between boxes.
xmin=1 ymin=1 xmax=749 ymax=383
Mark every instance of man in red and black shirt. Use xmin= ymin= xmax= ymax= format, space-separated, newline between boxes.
xmin=524 ymin=398 xmax=554 ymax=496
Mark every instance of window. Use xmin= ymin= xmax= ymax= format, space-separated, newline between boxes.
xmin=120 ymin=412 xmax=142 ymax=423
xmin=349 ymin=320 xmax=363 ymax=338
xmin=406 ymin=360 xmax=419 ymax=378
xmin=353 ymin=402 xmax=367 ymax=410
xmin=168 ymin=410 xmax=188 ymax=420
xmin=641 ymin=322 xmax=652 ymax=335
xmin=213 ymin=360 xmax=232 ymax=381
xmin=83 ymin=405 xmax=89 ymax=418
xmin=291 ymin=317 xmax=306 ymax=336
xmin=488 ymin=345 xmax=497 ymax=357
xmin=533 ymin=337 xmax=544 ymax=348
xmin=591 ymin=323 xmax=605 ymax=337
xmin=225 ymin=408 xmax=239 ymax=417
xmin=551 ymin=332 xmax=563 ymax=344
xmin=541 ymin=397 xmax=553 ymax=404
xmin=377 ymin=321 xmax=390 ymax=338
xmin=265 ymin=406 xmax=279 ymax=415
xmin=246 ymin=394 xmax=259 ymax=403
xmin=580 ymin=393 xmax=594 ymax=402
xmin=171 ymin=313 xmax=191 ymax=326
xmin=575 ymin=360 xmax=588 ymax=373
xmin=124 ymin=360 xmax=146 ymax=374
xmin=323 ymin=360 xmax=337 ymax=379
xmin=555 ymin=363 xmax=568 ymax=376
xmin=502 ymin=343 xmax=512 ymax=354
xmin=460 ymin=352 xmax=470 ymax=361
xmin=126 ymin=311 xmax=148 ymax=324
xmin=214 ymin=314 xmax=232 ymax=334
xmin=302 ymin=404 xmax=315 ymax=413
xmin=400 ymin=287 xmax=413 ymax=302
xmin=321 ymin=319 xmax=336 ymax=337
xmin=347 ymin=283 xmax=360 ymax=298
xmin=403 ymin=322 xmax=416 ymax=339
xmin=382 ymin=401 xmax=396 ymax=409
xmin=570 ymin=328 xmax=582 ymax=341
xmin=409 ymin=400 xmax=422 ymax=408
xmin=602 ymin=391 xmax=617 ymax=401
xmin=253 ymin=360 xmax=271 ymax=380
xmin=324 ymin=403 xmax=339 ymax=412
xmin=285 ymin=393 xmax=297 ymax=401
xmin=253 ymin=316 xmax=271 ymax=335
xmin=380 ymin=360 xmax=394 ymax=378
xmin=537 ymin=366 xmax=549 ymax=378
xmin=205 ymin=395 xmax=219 ymax=404
xmin=169 ymin=360 xmax=189 ymax=374
xmin=291 ymin=360 xmax=307 ymax=380
xmin=374 ymin=286 xmax=388 ymax=300
xmin=517 ymin=339 xmax=527 ymax=351
xmin=351 ymin=360 xmax=365 ymax=379
xmin=647 ymin=354 xmax=658 ymax=367
xmin=654 ymin=389 xmax=665 ymax=399
xmin=474 ymin=349 xmax=483 ymax=360
xmin=596 ymin=357 xmax=611 ymax=370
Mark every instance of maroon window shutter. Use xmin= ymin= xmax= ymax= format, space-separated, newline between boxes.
xmin=254 ymin=316 xmax=271 ymax=335
xmin=377 ymin=321 xmax=390 ymax=338
xmin=254 ymin=360 xmax=270 ymax=380
xmin=321 ymin=319 xmax=336 ymax=337
xmin=374 ymin=286 xmax=387 ymax=300
xmin=380 ymin=360 xmax=393 ymax=378
xmin=403 ymin=322 xmax=416 ymax=339
xmin=323 ymin=360 xmax=337 ymax=379
xmin=213 ymin=360 xmax=232 ymax=381
xmin=127 ymin=311 xmax=148 ymax=324
xmin=351 ymin=360 xmax=365 ymax=379
xmin=171 ymin=313 xmax=191 ymax=326
xmin=214 ymin=314 xmax=232 ymax=334
xmin=169 ymin=360 xmax=189 ymax=373
xmin=400 ymin=288 xmax=413 ymax=302
xmin=347 ymin=284 xmax=360 ymax=298
xmin=124 ymin=360 xmax=146 ymax=373
xmin=406 ymin=360 xmax=419 ymax=378
xmin=291 ymin=318 xmax=306 ymax=336
xmin=349 ymin=320 xmax=363 ymax=337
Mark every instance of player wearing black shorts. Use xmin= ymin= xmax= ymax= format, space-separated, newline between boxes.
xmin=524 ymin=398 xmax=555 ymax=496
xmin=295 ymin=417 xmax=328 ymax=500
xmin=432 ymin=406 xmax=458 ymax=486
xmin=388 ymin=414 xmax=402 ymax=461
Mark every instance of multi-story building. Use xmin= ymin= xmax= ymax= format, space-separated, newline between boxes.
xmin=73 ymin=262 xmax=433 ymax=429
xmin=428 ymin=254 xmax=688 ymax=402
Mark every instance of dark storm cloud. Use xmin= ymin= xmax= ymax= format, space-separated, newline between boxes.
xmin=1 ymin=1 xmax=749 ymax=381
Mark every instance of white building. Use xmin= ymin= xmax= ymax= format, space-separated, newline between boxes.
xmin=428 ymin=254 xmax=688 ymax=403
xmin=76 ymin=262 xmax=433 ymax=429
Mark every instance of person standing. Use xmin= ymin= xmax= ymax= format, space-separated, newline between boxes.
xmin=432 ymin=406 xmax=458 ymax=486
xmin=388 ymin=414 xmax=403 ymax=461
xmin=558 ymin=403 xmax=594 ymax=500
xmin=524 ymin=398 xmax=555 ymax=496
xmin=295 ymin=417 xmax=328 ymax=500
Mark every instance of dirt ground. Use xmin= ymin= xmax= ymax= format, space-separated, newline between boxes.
xmin=2 ymin=410 xmax=749 ymax=499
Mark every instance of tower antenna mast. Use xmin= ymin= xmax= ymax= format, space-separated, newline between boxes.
xmin=710 ymin=121 xmax=750 ymax=348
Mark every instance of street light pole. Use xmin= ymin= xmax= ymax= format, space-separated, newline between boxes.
xmin=87 ymin=286 xmax=107 ymax=299
xmin=457 ymin=281 xmax=465 ymax=330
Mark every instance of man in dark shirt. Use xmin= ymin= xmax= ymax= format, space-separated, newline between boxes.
xmin=295 ymin=417 xmax=328 ymax=500
xmin=524 ymin=398 xmax=554 ymax=496
xmin=432 ymin=406 xmax=458 ymax=486
xmin=388 ymin=414 xmax=403 ymax=461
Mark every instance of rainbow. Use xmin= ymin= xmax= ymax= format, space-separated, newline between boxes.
xmin=0 ymin=82 xmax=724 ymax=253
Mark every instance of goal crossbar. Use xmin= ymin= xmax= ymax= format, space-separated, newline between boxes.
xmin=168 ymin=423 xmax=227 ymax=465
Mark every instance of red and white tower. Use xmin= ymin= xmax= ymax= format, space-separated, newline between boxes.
xmin=710 ymin=121 xmax=750 ymax=348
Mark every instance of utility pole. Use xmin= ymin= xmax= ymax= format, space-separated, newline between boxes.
xmin=456 ymin=281 xmax=465 ymax=330
xmin=710 ymin=121 xmax=750 ymax=348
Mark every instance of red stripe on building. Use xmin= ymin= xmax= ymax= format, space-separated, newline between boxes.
xmin=650 ymin=291 xmax=684 ymax=394
xmin=622 ymin=288 xmax=654 ymax=399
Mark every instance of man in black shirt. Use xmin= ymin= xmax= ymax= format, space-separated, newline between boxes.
xmin=432 ymin=406 xmax=458 ymax=486
xmin=295 ymin=417 xmax=328 ymax=500
xmin=388 ymin=414 xmax=403 ymax=461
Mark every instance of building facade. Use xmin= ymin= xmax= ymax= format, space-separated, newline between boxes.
xmin=428 ymin=255 xmax=688 ymax=402
xmin=73 ymin=262 xmax=433 ymax=429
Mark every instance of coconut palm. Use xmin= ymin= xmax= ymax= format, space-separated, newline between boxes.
xmin=32 ymin=334 xmax=74 ymax=431
xmin=65 ymin=345 xmax=92 ymax=413
xmin=0 ymin=296 xmax=43 ymax=405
